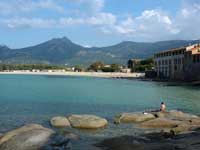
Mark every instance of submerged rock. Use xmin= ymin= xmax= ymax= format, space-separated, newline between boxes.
xmin=43 ymin=134 xmax=72 ymax=150
xmin=114 ymin=112 xmax=155 ymax=123
xmin=0 ymin=124 xmax=54 ymax=150
xmin=60 ymin=131 xmax=79 ymax=140
xmin=50 ymin=116 xmax=71 ymax=128
xmin=68 ymin=114 xmax=108 ymax=129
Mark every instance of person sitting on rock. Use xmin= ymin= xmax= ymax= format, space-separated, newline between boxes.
xmin=160 ymin=102 xmax=166 ymax=112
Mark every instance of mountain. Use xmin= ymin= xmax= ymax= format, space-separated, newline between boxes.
xmin=0 ymin=37 xmax=199 ymax=65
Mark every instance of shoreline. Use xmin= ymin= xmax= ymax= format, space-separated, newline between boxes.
xmin=0 ymin=71 xmax=145 ymax=78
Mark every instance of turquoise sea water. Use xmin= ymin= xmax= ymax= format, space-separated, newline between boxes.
xmin=0 ymin=74 xmax=200 ymax=138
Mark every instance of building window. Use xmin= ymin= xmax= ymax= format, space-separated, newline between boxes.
xmin=193 ymin=55 xmax=196 ymax=63
xmin=174 ymin=65 xmax=177 ymax=71
xmin=174 ymin=59 xmax=177 ymax=65
xmin=165 ymin=60 xmax=168 ymax=65
xmin=178 ymin=58 xmax=181 ymax=64
xmin=197 ymin=55 xmax=200 ymax=63
xmin=169 ymin=60 xmax=171 ymax=65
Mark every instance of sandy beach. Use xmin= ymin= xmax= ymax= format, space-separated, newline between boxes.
xmin=0 ymin=71 xmax=145 ymax=78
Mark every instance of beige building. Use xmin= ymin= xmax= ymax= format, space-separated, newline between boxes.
xmin=154 ymin=44 xmax=200 ymax=81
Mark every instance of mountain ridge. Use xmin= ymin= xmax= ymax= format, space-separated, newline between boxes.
xmin=0 ymin=37 xmax=199 ymax=65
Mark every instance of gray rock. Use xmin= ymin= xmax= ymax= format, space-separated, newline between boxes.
xmin=153 ymin=110 xmax=199 ymax=120
xmin=96 ymin=130 xmax=200 ymax=150
xmin=141 ymin=118 xmax=181 ymax=128
xmin=168 ymin=110 xmax=199 ymax=118
xmin=50 ymin=116 xmax=70 ymax=128
xmin=114 ymin=112 xmax=156 ymax=123
xmin=68 ymin=114 xmax=108 ymax=129
xmin=170 ymin=118 xmax=200 ymax=134
xmin=0 ymin=124 xmax=54 ymax=150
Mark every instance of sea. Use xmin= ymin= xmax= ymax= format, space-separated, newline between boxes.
xmin=0 ymin=74 xmax=199 ymax=148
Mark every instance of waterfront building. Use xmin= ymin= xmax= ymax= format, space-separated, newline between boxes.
xmin=127 ymin=59 xmax=141 ymax=71
xmin=120 ymin=68 xmax=131 ymax=73
xmin=154 ymin=44 xmax=200 ymax=81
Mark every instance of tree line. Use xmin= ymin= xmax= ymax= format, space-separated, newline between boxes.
xmin=0 ymin=64 xmax=67 ymax=71
xmin=132 ymin=58 xmax=154 ymax=72
xmin=0 ymin=58 xmax=154 ymax=72
xmin=87 ymin=61 xmax=121 ymax=72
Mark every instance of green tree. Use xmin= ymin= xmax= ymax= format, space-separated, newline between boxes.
xmin=132 ymin=58 xmax=154 ymax=72
xmin=110 ymin=64 xmax=120 ymax=72
xmin=88 ymin=61 xmax=104 ymax=71
xmin=102 ymin=64 xmax=121 ymax=72
xmin=74 ymin=65 xmax=83 ymax=72
xmin=140 ymin=58 xmax=153 ymax=65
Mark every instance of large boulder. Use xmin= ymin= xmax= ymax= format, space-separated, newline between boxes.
xmin=167 ymin=110 xmax=199 ymax=120
xmin=141 ymin=118 xmax=181 ymax=128
xmin=141 ymin=111 xmax=200 ymax=133
xmin=50 ymin=116 xmax=70 ymax=128
xmin=0 ymin=124 xmax=54 ymax=150
xmin=171 ymin=124 xmax=194 ymax=134
xmin=171 ymin=118 xmax=200 ymax=134
xmin=153 ymin=110 xmax=199 ymax=120
xmin=68 ymin=114 xmax=108 ymax=129
xmin=114 ymin=112 xmax=155 ymax=123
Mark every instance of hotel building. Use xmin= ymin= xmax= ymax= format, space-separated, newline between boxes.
xmin=154 ymin=44 xmax=200 ymax=81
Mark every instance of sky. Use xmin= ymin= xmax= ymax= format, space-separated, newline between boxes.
xmin=0 ymin=0 xmax=200 ymax=48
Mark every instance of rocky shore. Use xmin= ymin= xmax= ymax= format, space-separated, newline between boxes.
xmin=96 ymin=129 xmax=200 ymax=150
xmin=0 ymin=110 xmax=199 ymax=150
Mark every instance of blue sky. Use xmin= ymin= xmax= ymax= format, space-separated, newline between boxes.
xmin=0 ymin=0 xmax=200 ymax=48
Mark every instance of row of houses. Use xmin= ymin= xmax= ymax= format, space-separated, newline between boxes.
xmin=154 ymin=44 xmax=200 ymax=81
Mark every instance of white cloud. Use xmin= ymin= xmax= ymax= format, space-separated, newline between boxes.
xmin=0 ymin=8 xmax=179 ymax=41
xmin=99 ymin=0 xmax=200 ymax=41
xmin=0 ymin=12 xmax=116 ymax=29
xmin=0 ymin=0 xmax=64 ymax=15
xmin=100 ymin=9 xmax=178 ymax=40
xmin=136 ymin=10 xmax=172 ymax=26
xmin=112 ymin=17 xmax=135 ymax=34
xmin=86 ymin=13 xmax=116 ymax=25
xmin=0 ymin=0 xmax=200 ymax=42
xmin=1 ymin=17 xmax=57 ymax=28
xmin=174 ymin=1 xmax=200 ymax=39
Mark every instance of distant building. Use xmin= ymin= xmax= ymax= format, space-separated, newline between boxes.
xmin=104 ymin=65 xmax=111 ymax=68
xmin=120 ymin=68 xmax=131 ymax=73
xmin=154 ymin=44 xmax=200 ymax=81
xmin=127 ymin=59 xmax=141 ymax=71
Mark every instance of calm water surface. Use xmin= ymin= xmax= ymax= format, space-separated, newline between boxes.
xmin=0 ymin=74 xmax=199 ymax=142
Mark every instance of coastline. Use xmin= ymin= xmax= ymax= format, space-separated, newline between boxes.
xmin=0 ymin=71 xmax=145 ymax=78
